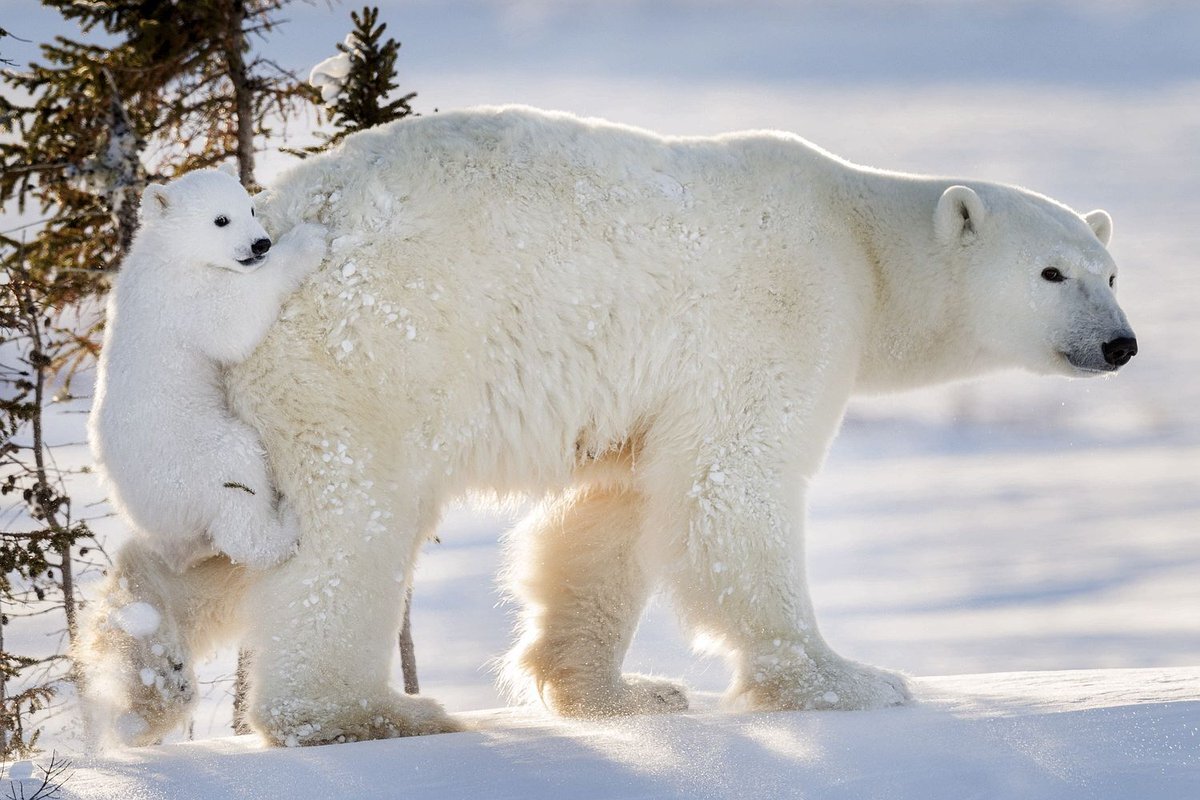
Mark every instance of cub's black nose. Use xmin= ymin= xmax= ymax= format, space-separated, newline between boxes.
xmin=1102 ymin=336 xmax=1138 ymax=367
xmin=251 ymin=238 xmax=272 ymax=256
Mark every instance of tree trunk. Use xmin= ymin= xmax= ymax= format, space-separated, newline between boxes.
xmin=60 ymin=554 xmax=75 ymax=644
xmin=222 ymin=0 xmax=256 ymax=187
xmin=21 ymin=279 xmax=77 ymax=646
xmin=232 ymin=651 xmax=251 ymax=734
xmin=399 ymin=588 xmax=418 ymax=694
xmin=0 ymin=596 xmax=7 ymax=749
xmin=99 ymin=68 xmax=145 ymax=255
xmin=223 ymin=1 xmax=257 ymax=729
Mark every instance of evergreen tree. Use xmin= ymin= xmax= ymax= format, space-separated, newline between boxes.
xmin=299 ymin=6 xmax=417 ymax=155
xmin=329 ymin=7 xmax=417 ymax=142
xmin=0 ymin=248 xmax=96 ymax=758
xmin=0 ymin=37 xmax=135 ymax=758
xmin=36 ymin=0 xmax=314 ymax=188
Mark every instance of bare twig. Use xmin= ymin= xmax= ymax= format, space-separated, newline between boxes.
xmin=400 ymin=588 xmax=418 ymax=694
xmin=14 ymin=276 xmax=77 ymax=644
xmin=4 ymin=751 xmax=73 ymax=800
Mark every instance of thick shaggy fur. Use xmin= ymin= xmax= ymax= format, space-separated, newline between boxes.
xmin=89 ymin=170 xmax=327 ymax=573
xmin=84 ymin=170 xmax=326 ymax=745
xmin=81 ymin=106 xmax=1134 ymax=747
xmin=76 ymin=544 xmax=253 ymax=746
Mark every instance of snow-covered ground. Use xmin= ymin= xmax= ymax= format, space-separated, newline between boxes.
xmin=2 ymin=1 xmax=1198 ymax=797
xmin=48 ymin=669 xmax=1200 ymax=799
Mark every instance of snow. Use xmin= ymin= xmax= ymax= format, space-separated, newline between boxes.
xmin=54 ymin=669 xmax=1200 ymax=799
xmin=113 ymin=714 xmax=149 ymax=747
xmin=1 ymin=2 xmax=1197 ymax=796
xmin=108 ymin=602 xmax=161 ymax=640
xmin=6 ymin=762 xmax=33 ymax=781
xmin=308 ymin=34 xmax=361 ymax=104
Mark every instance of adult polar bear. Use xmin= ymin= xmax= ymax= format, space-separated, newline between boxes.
xmin=85 ymin=105 xmax=1135 ymax=746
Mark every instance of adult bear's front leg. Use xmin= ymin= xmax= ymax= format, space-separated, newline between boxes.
xmin=240 ymin=434 xmax=460 ymax=746
xmin=642 ymin=415 xmax=911 ymax=713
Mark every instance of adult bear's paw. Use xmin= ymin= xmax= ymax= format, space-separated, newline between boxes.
xmin=739 ymin=653 xmax=911 ymax=712
xmin=544 ymin=673 xmax=690 ymax=717
xmin=256 ymin=691 xmax=463 ymax=747
xmin=78 ymin=598 xmax=196 ymax=747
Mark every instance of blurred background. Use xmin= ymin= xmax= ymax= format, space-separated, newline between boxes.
xmin=1 ymin=0 xmax=1197 ymax=745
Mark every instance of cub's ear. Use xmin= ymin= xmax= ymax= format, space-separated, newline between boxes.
xmin=218 ymin=161 xmax=239 ymax=179
xmin=140 ymin=183 xmax=171 ymax=221
xmin=935 ymin=185 xmax=986 ymax=245
xmin=1084 ymin=209 xmax=1113 ymax=246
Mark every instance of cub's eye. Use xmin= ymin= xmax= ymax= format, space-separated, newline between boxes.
xmin=1109 ymin=275 xmax=1116 ymax=288
xmin=214 ymin=215 xmax=230 ymax=227
xmin=1041 ymin=267 xmax=1065 ymax=283
xmin=251 ymin=208 xmax=255 ymax=217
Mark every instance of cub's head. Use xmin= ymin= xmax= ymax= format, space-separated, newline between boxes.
xmin=139 ymin=169 xmax=272 ymax=273
xmin=936 ymin=184 xmax=1136 ymax=377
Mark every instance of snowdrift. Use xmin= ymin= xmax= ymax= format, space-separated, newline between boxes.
xmin=53 ymin=667 xmax=1199 ymax=799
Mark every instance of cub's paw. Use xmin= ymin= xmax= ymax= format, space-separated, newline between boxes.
xmin=546 ymin=674 xmax=689 ymax=717
xmin=256 ymin=692 xmax=462 ymax=747
xmin=214 ymin=502 xmax=300 ymax=570
xmin=220 ymin=536 xmax=298 ymax=571
xmin=741 ymin=654 xmax=910 ymax=712
xmin=278 ymin=222 xmax=328 ymax=266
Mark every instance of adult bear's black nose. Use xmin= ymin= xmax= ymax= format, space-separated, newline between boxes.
xmin=251 ymin=238 xmax=272 ymax=256
xmin=1102 ymin=336 xmax=1138 ymax=367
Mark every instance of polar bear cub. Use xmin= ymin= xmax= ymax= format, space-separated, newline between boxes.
xmin=89 ymin=169 xmax=327 ymax=571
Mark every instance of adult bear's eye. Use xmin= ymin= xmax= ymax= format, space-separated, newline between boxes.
xmin=1109 ymin=275 xmax=1115 ymax=288
xmin=214 ymin=215 xmax=230 ymax=227
xmin=1041 ymin=267 xmax=1065 ymax=283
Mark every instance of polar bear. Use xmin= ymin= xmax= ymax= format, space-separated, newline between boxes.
xmin=80 ymin=106 xmax=1136 ymax=747
xmin=89 ymin=169 xmax=327 ymax=572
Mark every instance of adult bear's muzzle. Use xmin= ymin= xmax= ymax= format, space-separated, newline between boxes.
xmin=1102 ymin=335 xmax=1138 ymax=368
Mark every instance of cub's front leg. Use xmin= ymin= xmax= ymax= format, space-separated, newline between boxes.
xmin=193 ymin=223 xmax=328 ymax=366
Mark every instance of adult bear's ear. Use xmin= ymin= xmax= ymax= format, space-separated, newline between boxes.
xmin=218 ymin=161 xmax=239 ymax=179
xmin=140 ymin=183 xmax=171 ymax=221
xmin=1084 ymin=209 xmax=1113 ymax=246
xmin=935 ymin=185 xmax=986 ymax=245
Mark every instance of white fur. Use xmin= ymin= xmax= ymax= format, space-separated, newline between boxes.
xmin=82 ymin=107 xmax=1135 ymax=746
xmin=88 ymin=169 xmax=328 ymax=572
xmin=75 ymin=543 xmax=254 ymax=747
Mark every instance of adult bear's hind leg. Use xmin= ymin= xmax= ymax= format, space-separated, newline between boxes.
xmin=505 ymin=480 xmax=687 ymax=717
xmin=76 ymin=541 xmax=250 ymax=746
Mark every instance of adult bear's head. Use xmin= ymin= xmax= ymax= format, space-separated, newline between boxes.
xmin=935 ymin=183 xmax=1137 ymax=377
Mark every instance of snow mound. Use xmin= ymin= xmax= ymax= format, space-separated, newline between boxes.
xmin=309 ymin=34 xmax=361 ymax=104
xmin=60 ymin=667 xmax=1199 ymax=799
xmin=107 ymin=602 xmax=160 ymax=639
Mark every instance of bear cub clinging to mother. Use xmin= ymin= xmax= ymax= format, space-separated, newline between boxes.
xmin=80 ymin=107 xmax=1138 ymax=748
xmin=89 ymin=169 xmax=327 ymax=573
